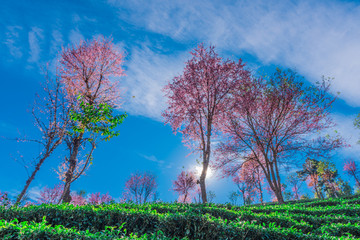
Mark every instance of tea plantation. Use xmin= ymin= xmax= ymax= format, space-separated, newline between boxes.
xmin=1 ymin=195 xmax=360 ymax=239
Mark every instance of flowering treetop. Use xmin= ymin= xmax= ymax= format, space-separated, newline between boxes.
xmin=59 ymin=36 xmax=124 ymax=106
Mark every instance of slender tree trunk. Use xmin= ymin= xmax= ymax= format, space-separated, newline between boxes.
xmin=273 ymin=159 xmax=285 ymax=204
xmin=200 ymin=122 xmax=212 ymax=204
xmin=16 ymin=151 xmax=51 ymax=204
xmin=258 ymin=180 xmax=263 ymax=204
xmin=184 ymin=192 xmax=188 ymax=203
xmin=313 ymin=179 xmax=323 ymax=199
xmin=199 ymin=158 xmax=208 ymax=204
xmin=59 ymin=133 xmax=83 ymax=203
xmin=242 ymin=190 xmax=246 ymax=205
xmin=353 ymin=174 xmax=360 ymax=188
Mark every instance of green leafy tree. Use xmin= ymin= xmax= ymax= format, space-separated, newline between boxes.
xmin=297 ymin=159 xmax=324 ymax=199
xmin=228 ymin=191 xmax=239 ymax=206
xmin=317 ymin=160 xmax=341 ymax=198
xmin=337 ymin=180 xmax=353 ymax=197
xmin=58 ymin=100 xmax=126 ymax=203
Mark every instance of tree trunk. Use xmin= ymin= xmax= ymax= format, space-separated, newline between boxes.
xmin=200 ymin=148 xmax=210 ymax=203
xmin=273 ymin=158 xmax=285 ymax=204
xmin=273 ymin=187 xmax=285 ymax=204
xmin=266 ymin=161 xmax=285 ymax=204
xmin=313 ymin=179 xmax=323 ymax=199
xmin=354 ymin=175 xmax=360 ymax=189
xmin=199 ymin=121 xmax=212 ymax=204
xmin=15 ymin=152 xmax=51 ymax=204
xmin=59 ymin=133 xmax=83 ymax=203
xmin=258 ymin=180 xmax=263 ymax=204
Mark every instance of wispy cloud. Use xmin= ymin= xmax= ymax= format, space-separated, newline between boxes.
xmin=27 ymin=27 xmax=44 ymax=64
xmin=69 ymin=29 xmax=84 ymax=45
xmin=27 ymin=185 xmax=42 ymax=202
xmin=110 ymin=0 xmax=360 ymax=108
xmin=332 ymin=113 xmax=360 ymax=161
xmin=121 ymin=44 xmax=188 ymax=120
xmin=4 ymin=26 xmax=23 ymax=59
xmin=139 ymin=153 xmax=165 ymax=165
xmin=50 ymin=30 xmax=64 ymax=55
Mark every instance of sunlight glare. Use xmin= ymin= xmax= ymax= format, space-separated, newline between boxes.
xmin=195 ymin=165 xmax=213 ymax=178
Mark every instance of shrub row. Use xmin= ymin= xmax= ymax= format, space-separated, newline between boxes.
xmin=0 ymin=217 xmax=181 ymax=240
xmin=2 ymin=204 xmax=359 ymax=239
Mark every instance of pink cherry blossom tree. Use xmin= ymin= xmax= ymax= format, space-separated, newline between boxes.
xmin=71 ymin=192 xmax=87 ymax=206
xmin=123 ymin=172 xmax=157 ymax=204
xmin=38 ymin=184 xmax=88 ymax=206
xmin=0 ymin=191 xmax=11 ymax=207
xmin=215 ymin=69 xmax=344 ymax=204
xmin=228 ymin=155 xmax=265 ymax=205
xmin=177 ymin=194 xmax=192 ymax=203
xmin=58 ymin=36 xmax=126 ymax=203
xmin=88 ymin=192 xmax=113 ymax=205
xmin=173 ymin=171 xmax=197 ymax=203
xmin=38 ymin=183 xmax=63 ymax=204
xmin=216 ymin=150 xmax=265 ymax=204
xmin=162 ymin=44 xmax=250 ymax=203
xmin=344 ymin=160 xmax=360 ymax=188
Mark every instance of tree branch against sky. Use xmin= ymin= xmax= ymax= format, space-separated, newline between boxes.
xmin=162 ymin=43 xmax=250 ymax=203
xmin=15 ymin=74 xmax=71 ymax=205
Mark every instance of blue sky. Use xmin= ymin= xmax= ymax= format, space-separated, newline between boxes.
xmin=1 ymin=0 xmax=360 ymax=204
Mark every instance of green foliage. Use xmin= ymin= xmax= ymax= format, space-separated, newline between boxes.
xmin=69 ymin=99 xmax=127 ymax=141
xmin=1 ymin=196 xmax=360 ymax=239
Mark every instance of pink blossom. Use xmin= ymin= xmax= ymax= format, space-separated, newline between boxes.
xmin=38 ymin=184 xmax=63 ymax=204
xmin=173 ymin=171 xmax=197 ymax=203
xmin=59 ymin=36 xmax=125 ymax=106
xmin=123 ymin=172 xmax=157 ymax=204
xmin=344 ymin=160 xmax=360 ymax=188
xmin=71 ymin=193 xmax=87 ymax=206
xmin=88 ymin=192 xmax=113 ymax=205
xmin=214 ymin=69 xmax=343 ymax=204
xmin=162 ymin=44 xmax=250 ymax=203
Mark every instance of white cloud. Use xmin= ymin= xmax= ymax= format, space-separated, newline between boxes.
xmin=27 ymin=27 xmax=44 ymax=64
xmin=50 ymin=30 xmax=64 ymax=55
xmin=110 ymin=0 xmax=360 ymax=108
xmin=139 ymin=153 xmax=165 ymax=165
xmin=27 ymin=185 xmax=42 ymax=202
xmin=69 ymin=29 xmax=84 ymax=45
xmin=121 ymin=44 xmax=187 ymax=120
xmin=332 ymin=113 xmax=360 ymax=160
xmin=4 ymin=26 xmax=23 ymax=59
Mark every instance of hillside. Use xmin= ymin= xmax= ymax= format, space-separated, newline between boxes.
xmin=1 ymin=194 xmax=359 ymax=239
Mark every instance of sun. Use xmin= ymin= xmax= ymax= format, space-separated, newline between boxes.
xmin=194 ymin=165 xmax=214 ymax=179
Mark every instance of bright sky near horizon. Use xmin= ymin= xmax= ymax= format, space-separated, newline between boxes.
xmin=1 ymin=0 xmax=360 ymax=204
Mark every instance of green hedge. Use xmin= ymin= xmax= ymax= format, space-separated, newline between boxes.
xmin=1 ymin=196 xmax=360 ymax=240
